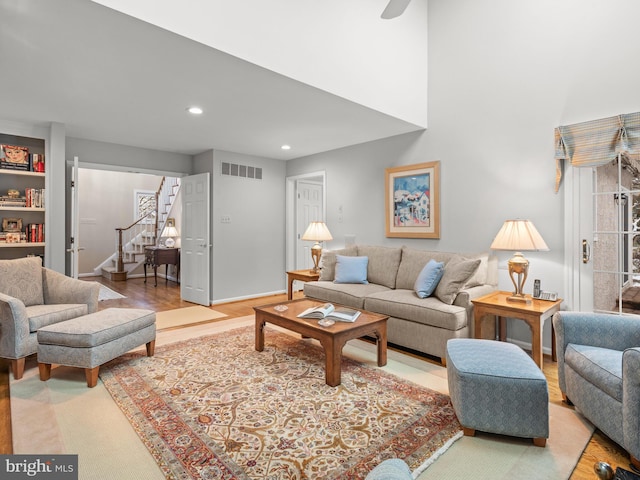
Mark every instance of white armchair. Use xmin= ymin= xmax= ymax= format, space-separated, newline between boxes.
xmin=0 ymin=257 xmax=100 ymax=379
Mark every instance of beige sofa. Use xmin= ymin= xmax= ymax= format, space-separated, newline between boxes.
xmin=303 ymin=245 xmax=498 ymax=365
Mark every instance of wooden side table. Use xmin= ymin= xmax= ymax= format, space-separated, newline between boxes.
xmin=144 ymin=247 xmax=180 ymax=287
xmin=472 ymin=290 xmax=563 ymax=369
xmin=286 ymin=269 xmax=320 ymax=300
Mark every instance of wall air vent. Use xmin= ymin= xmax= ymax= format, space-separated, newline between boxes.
xmin=221 ymin=162 xmax=262 ymax=180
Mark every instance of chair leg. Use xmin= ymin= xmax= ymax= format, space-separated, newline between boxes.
xmin=12 ymin=358 xmax=26 ymax=380
xmin=38 ymin=363 xmax=51 ymax=381
xmin=561 ymin=393 xmax=574 ymax=406
xmin=85 ymin=367 xmax=99 ymax=388
xmin=462 ymin=427 xmax=476 ymax=437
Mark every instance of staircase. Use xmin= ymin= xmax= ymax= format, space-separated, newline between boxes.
xmin=97 ymin=177 xmax=181 ymax=280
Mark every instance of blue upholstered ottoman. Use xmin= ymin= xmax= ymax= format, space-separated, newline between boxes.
xmin=446 ymin=338 xmax=549 ymax=447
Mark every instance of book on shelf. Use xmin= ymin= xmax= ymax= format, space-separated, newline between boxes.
xmin=30 ymin=153 xmax=45 ymax=173
xmin=0 ymin=144 xmax=30 ymax=171
xmin=25 ymin=188 xmax=44 ymax=208
xmin=297 ymin=303 xmax=361 ymax=322
xmin=0 ymin=196 xmax=27 ymax=207
xmin=26 ymin=223 xmax=44 ymax=243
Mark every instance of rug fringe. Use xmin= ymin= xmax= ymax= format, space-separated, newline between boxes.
xmin=411 ymin=430 xmax=464 ymax=479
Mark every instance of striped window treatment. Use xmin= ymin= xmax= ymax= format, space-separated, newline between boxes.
xmin=554 ymin=112 xmax=640 ymax=192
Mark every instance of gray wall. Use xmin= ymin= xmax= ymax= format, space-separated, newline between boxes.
xmin=210 ymin=150 xmax=287 ymax=302
xmin=287 ymin=0 xmax=640 ymax=351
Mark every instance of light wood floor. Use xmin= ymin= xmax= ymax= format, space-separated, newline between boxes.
xmin=0 ymin=276 xmax=634 ymax=478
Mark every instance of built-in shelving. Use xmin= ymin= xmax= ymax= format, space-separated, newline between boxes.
xmin=0 ymin=133 xmax=46 ymax=257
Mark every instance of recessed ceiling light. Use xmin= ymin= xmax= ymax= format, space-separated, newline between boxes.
xmin=187 ymin=106 xmax=203 ymax=115
xmin=281 ymin=145 xmax=291 ymax=150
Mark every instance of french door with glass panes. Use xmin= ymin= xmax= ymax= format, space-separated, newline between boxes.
xmin=579 ymin=156 xmax=640 ymax=314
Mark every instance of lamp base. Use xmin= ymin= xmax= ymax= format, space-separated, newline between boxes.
xmin=310 ymin=243 xmax=322 ymax=273
xmin=506 ymin=294 xmax=531 ymax=304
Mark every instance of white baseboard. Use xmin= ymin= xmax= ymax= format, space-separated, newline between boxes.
xmin=211 ymin=290 xmax=286 ymax=306
xmin=507 ymin=337 xmax=553 ymax=356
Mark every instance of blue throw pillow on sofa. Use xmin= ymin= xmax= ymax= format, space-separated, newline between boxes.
xmin=334 ymin=255 xmax=369 ymax=284
xmin=414 ymin=259 xmax=445 ymax=298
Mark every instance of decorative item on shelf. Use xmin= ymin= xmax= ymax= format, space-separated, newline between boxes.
xmin=2 ymin=217 xmax=22 ymax=233
xmin=7 ymin=189 xmax=19 ymax=198
xmin=162 ymin=217 xmax=179 ymax=248
xmin=31 ymin=153 xmax=45 ymax=173
xmin=490 ymin=219 xmax=549 ymax=303
xmin=5 ymin=232 xmax=21 ymax=243
xmin=301 ymin=221 xmax=333 ymax=273
xmin=0 ymin=144 xmax=30 ymax=171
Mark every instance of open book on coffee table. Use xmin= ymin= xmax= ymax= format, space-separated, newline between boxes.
xmin=297 ymin=303 xmax=361 ymax=323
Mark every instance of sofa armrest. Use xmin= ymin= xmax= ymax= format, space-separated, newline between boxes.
xmin=0 ymin=292 xmax=31 ymax=358
xmin=453 ymin=284 xmax=497 ymax=308
xmin=623 ymin=347 xmax=640 ymax=461
xmin=42 ymin=268 xmax=100 ymax=313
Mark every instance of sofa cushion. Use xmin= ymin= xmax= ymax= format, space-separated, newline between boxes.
xmin=27 ymin=303 xmax=89 ymax=332
xmin=335 ymin=255 xmax=369 ymax=284
xmin=435 ymin=257 xmax=481 ymax=305
xmin=0 ymin=256 xmax=44 ymax=307
xmin=395 ymin=247 xmax=459 ymax=290
xmin=304 ymin=281 xmax=390 ymax=309
xmin=318 ymin=246 xmax=358 ymax=281
xmin=565 ymin=343 xmax=623 ymax=402
xmin=364 ymin=289 xmax=468 ymax=330
xmin=414 ymin=259 xmax=445 ymax=298
xmin=357 ymin=245 xmax=402 ymax=289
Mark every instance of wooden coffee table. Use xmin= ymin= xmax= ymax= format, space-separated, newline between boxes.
xmin=254 ymin=298 xmax=388 ymax=387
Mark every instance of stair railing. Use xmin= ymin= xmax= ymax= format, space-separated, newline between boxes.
xmin=115 ymin=212 xmax=156 ymax=272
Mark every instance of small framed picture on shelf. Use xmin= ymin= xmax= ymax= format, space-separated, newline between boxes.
xmin=2 ymin=217 xmax=23 ymax=232
xmin=5 ymin=232 xmax=21 ymax=243
xmin=0 ymin=145 xmax=30 ymax=171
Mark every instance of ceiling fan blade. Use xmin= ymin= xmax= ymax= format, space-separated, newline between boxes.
xmin=381 ymin=0 xmax=411 ymax=19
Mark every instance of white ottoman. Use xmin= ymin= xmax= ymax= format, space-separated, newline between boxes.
xmin=37 ymin=307 xmax=156 ymax=387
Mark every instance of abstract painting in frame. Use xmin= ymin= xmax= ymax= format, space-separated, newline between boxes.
xmin=385 ymin=161 xmax=440 ymax=238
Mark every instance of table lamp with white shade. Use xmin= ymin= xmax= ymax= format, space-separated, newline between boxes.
xmin=162 ymin=218 xmax=179 ymax=248
xmin=301 ymin=221 xmax=333 ymax=273
xmin=490 ymin=219 xmax=549 ymax=303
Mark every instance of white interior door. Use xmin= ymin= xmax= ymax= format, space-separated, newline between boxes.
xmin=296 ymin=180 xmax=323 ymax=270
xmin=180 ymin=173 xmax=211 ymax=305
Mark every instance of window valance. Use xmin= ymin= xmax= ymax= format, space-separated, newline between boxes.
xmin=554 ymin=111 xmax=640 ymax=192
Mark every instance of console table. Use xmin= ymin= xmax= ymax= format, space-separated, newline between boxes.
xmin=144 ymin=247 xmax=180 ymax=287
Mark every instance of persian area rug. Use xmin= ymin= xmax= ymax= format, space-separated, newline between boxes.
xmin=100 ymin=325 xmax=462 ymax=479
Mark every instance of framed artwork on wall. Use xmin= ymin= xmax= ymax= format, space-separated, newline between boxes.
xmin=385 ymin=161 xmax=440 ymax=238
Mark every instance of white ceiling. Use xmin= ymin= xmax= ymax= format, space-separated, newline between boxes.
xmin=0 ymin=0 xmax=424 ymax=161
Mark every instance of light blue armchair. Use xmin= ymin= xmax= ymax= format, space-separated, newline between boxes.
xmin=553 ymin=311 xmax=640 ymax=469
